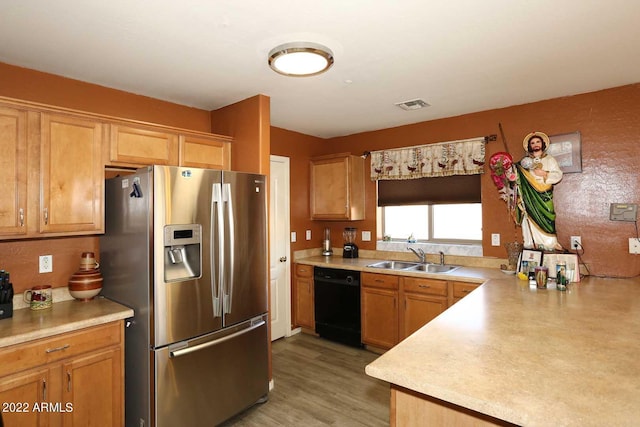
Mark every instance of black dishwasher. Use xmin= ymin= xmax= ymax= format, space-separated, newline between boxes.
xmin=313 ymin=267 xmax=362 ymax=347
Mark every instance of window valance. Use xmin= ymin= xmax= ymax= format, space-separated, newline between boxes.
xmin=370 ymin=137 xmax=486 ymax=180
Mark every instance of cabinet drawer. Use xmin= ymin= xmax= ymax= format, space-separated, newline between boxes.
xmin=0 ymin=322 xmax=122 ymax=377
xmin=452 ymin=281 xmax=480 ymax=298
xmin=295 ymin=264 xmax=313 ymax=278
xmin=402 ymin=277 xmax=447 ymax=296
xmin=362 ymin=272 xmax=399 ymax=290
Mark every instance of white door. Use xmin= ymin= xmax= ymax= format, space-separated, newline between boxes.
xmin=269 ymin=155 xmax=291 ymax=341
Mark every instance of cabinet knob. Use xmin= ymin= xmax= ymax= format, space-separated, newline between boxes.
xmin=279 ymin=256 xmax=287 ymax=262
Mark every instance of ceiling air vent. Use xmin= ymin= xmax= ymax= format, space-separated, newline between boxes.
xmin=394 ymin=98 xmax=430 ymax=111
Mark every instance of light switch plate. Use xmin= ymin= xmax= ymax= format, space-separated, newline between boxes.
xmin=305 ymin=230 xmax=312 ymax=240
xmin=491 ymin=233 xmax=500 ymax=246
xmin=630 ymin=238 xmax=640 ymax=254
xmin=291 ymin=232 xmax=297 ymax=243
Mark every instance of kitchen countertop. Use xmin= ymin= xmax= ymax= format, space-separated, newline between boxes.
xmin=295 ymin=255 xmax=504 ymax=283
xmin=0 ymin=296 xmax=133 ymax=348
xmin=365 ymin=275 xmax=640 ymax=426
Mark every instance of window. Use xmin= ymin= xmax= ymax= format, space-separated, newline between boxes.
xmin=382 ymin=203 xmax=482 ymax=242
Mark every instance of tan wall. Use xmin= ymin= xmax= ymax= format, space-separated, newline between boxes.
xmin=272 ymin=84 xmax=640 ymax=278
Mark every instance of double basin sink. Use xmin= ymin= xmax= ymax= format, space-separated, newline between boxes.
xmin=366 ymin=260 xmax=459 ymax=274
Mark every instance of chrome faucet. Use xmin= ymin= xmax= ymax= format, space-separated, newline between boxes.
xmin=408 ymin=247 xmax=426 ymax=263
xmin=439 ymin=251 xmax=445 ymax=265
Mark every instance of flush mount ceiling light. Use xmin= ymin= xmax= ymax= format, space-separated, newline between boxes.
xmin=268 ymin=42 xmax=334 ymax=77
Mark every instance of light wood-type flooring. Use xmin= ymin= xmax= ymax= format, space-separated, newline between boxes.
xmin=220 ymin=333 xmax=390 ymax=426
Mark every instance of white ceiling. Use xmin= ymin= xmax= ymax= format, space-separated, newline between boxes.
xmin=1 ymin=1 xmax=639 ymax=138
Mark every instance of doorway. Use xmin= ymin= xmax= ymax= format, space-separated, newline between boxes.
xmin=269 ymin=155 xmax=292 ymax=341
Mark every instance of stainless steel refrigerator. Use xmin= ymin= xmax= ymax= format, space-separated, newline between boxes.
xmin=100 ymin=165 xmax=269 ymax=427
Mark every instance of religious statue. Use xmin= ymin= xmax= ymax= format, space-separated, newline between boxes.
xmin=516 ymin=131 xmax=563 ymax=250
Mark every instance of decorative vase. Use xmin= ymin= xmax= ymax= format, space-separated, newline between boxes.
xmin=68 ymin=252 xmax=103 ymax=301
xmin=504 ymin=242 xmax=524 ymax=271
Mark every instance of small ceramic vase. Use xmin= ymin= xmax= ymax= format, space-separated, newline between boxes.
xmin=68 ymin=252 xmax=103 ymax=301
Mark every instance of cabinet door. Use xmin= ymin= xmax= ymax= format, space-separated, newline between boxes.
xmin=401 ymin=293 xmax=448 ymax=340
xmin=179 ymin=134 xmax=231 ymax=170
xmin=295 ymin=276 xmax=315 ymax=330
xmin=109 ymin=123 xmax=178 ymax=166
xmin=0 ymin=367 xmax=49 ymax=427
xmin=310 ymin=154 xmax=365 ymax=220
xmin=62 ymin=347 xmax=122 ymax=427
xmin=361 ymin=286 xmax=398 ymax=349
xmin=0 ymin=106 xmax=28 ymax=237
xmin=40 ymin=113 xmax=104 ymax=234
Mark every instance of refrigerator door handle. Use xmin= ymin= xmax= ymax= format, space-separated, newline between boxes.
xmin=211 ymin=183 xmax=224 ymax=318
xmin=169 ymin=320 xmax=265 ymax=358
xmin=222 ymin=182 xmax=235 ymax=314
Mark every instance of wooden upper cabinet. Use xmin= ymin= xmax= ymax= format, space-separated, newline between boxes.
xmin=0 ymin=106 xmax=28 ymax=237
xmin=179 ymin=133 xmax=232 ymax=170
xmin=310 ymin=153 xmax=365 ymax=220
xmin=40 ymin=113 xmax=104 ymax=235
xmin=108 ymin=123 xmax=179 ymax=167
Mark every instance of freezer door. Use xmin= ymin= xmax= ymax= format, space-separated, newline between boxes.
xmin=153 ymin=166 xmax=223 ymax=346
xmin=155 ymin=316 xmax=269 ymax=427
xmin=221 ymin=172 xmax=269 ymax=327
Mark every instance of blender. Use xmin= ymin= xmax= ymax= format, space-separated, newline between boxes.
xmin=342 ymin=227 xmax=359 ymax=258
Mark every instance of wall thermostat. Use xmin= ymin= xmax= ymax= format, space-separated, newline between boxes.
xmin=609 ymin=203 xmax=638 ymax=221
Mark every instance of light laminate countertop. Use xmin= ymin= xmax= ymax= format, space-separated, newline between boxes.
xmin=0 ymin=296 xmax=133 ymax=348
xmin=295 ymin=255 xmax=504 ymax=283
xmin=365 ymin=275 xmax=640 ymax=426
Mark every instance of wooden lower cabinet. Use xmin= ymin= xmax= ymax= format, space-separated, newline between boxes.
xmin=451 ymin=281 xmax=480 ymax=305
xmin=362 ymin=272 xmax=481 ymax=348
xmin=0 ymin=322 xmax=124 ymax=427
xmin=294 ymin=264 xmax=315 ymax=330
xmin=361 ymin=272 xmax=399 ymax=349
xmin=400 ymin=277 xmax=448 ymax=340
xmin=391 ymin=385 xmax=510 ymax=426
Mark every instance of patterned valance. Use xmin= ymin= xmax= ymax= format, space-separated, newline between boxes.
xmin=370 ymin=137 xmax=486 ymax=180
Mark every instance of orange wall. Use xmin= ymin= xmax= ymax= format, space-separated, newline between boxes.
xmin=0 ymin=62 xmax=212 ymax=131
xmin=272 ymin=84 xmax=640 ymax=278
xmin=211 ymin=95 xmax=271 ymax=174
xmin=271 ymin=127 xmax=327 ymax=251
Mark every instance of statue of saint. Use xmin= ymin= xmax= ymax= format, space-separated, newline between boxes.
xmin=516 ymin=131 xmax=563 ymax=250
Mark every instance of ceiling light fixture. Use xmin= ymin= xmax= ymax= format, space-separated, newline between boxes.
xmin=268 ymin=42 xmax=334 ymax=77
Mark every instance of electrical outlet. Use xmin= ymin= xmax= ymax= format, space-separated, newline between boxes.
xmin=630 ymin=238 xmax=640 ymax=255
xmin=362 ymin=231 xmax=371 ymax=241
xmin=39 ymin=255 xmax=53 ymax=273
xmin=491 ymin=233 xmax=500 ymax=246
xmin=305 ymin=230 xmax=312 ymax=240
xmin=570 ymin=236 xmax=582 ymax=249
xmin=291 ymin=231 xmax=297 ymax=243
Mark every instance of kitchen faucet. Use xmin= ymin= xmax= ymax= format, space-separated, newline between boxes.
xmin=439 ymin=251 xmax=445 ymax=265
xmin=408 ymin=247 xmax=426 ymax=263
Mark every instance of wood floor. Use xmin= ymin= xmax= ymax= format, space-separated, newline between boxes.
xmin=220 ymin=333 xmax=390 ymax=426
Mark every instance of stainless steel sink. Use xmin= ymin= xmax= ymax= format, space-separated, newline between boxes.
xmin=408 ymin=263 xmax=459 ymax=273
xmin=366 ymin=260 xmax=459 ymax=273
xmin=366 ymin=260 xmax=420 ymax=270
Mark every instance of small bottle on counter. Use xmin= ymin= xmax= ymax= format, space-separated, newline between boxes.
xmin=556 ymin=261 xmax=567 ymax=291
